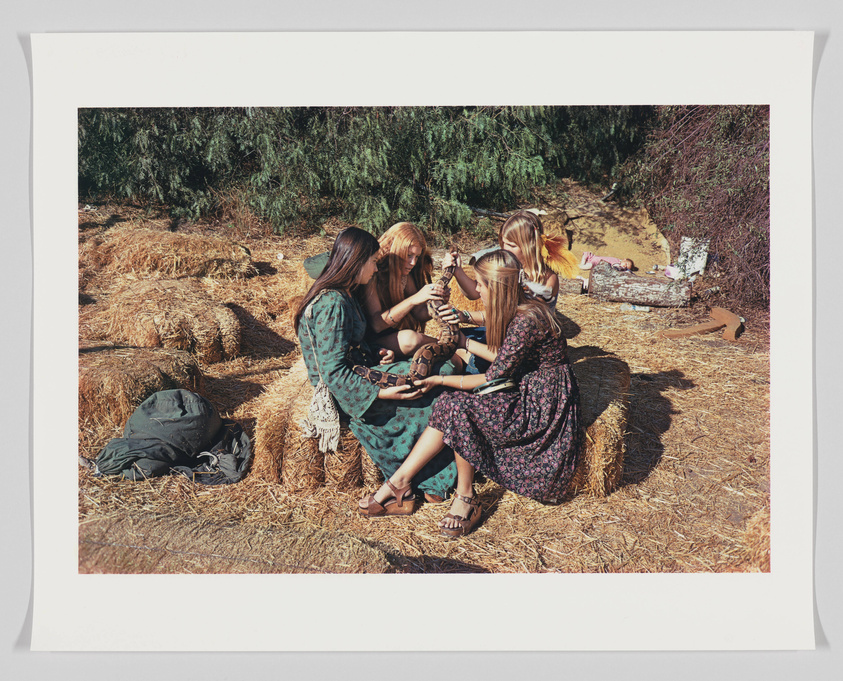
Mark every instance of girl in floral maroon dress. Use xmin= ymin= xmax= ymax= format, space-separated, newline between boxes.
xmin=358 ymin=249 xmax=581 ymax=538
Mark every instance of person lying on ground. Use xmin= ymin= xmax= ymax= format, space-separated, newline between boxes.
xmin=578 ymin=251 xmax=635 ymax=271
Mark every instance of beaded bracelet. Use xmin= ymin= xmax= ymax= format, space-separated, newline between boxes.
xmin=387 ymin=308 xmax=398 ymax=326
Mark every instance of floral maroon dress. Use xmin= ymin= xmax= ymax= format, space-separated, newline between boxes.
xmin=428 ymin=312 xmax=581 ymax=503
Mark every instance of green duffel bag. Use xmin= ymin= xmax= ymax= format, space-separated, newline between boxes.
xmin=95 ymin=389 xmax=223 ymax=480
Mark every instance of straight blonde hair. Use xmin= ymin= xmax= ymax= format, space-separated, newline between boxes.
xmin=499 ymin=210 xmax=549 ymax=284
xmin=474 ymin=249 xmax=561 ymax=351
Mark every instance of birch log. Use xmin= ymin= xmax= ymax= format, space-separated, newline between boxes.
xmin=588 ymin=261 xmax=691 ymax=307
xmin=558 ymin=278 xmax=584 ymax=296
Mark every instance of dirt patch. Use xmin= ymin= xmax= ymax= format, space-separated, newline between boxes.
xmin=542 ymin=179 xmax=671 ymax=275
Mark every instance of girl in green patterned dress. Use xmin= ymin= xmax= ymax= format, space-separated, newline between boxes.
xmin=294 ymin=227 xmax=459 ymax=503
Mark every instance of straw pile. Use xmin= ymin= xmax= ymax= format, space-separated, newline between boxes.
xmin=79 ymin=510 xmax=392 ymax=574
xmin=78 ymin=344 xmax=203 ymax=450
xmin=79 ymin=227 xmax=255 ymax=279
xmin=252 ymin=358 xmax=307 ymax=484
xmin=568 ymin=350 xmax=630 ymax=497
xmin=78 ymin=199 xmax=770 ymax=575
xmin=447 ymin=276 xmax=485 ymax=315
xmin=103 ymin=279 xmax=242 ymax=363
xmin=253 ymin=358 xmax=368 ymax=491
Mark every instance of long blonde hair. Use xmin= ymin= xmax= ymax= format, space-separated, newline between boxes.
xmin=474 ymin=249 xmax=562 ymax=351
xmin=499 ymin=211 xmax=549 ymax=284
xmin=374 ymin=222 xmax=433 ymax=332
xmin=499 ymin=210 xmax=577 ymax=280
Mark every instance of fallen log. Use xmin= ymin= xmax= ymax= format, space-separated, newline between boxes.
xmin=588 ymin=261 xmax=691 ymax=307
xmin=558 ymin=277 xmax=584 ymax=297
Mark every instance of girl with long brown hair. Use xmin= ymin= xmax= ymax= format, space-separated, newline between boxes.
xmin=358 ymin=250 xmax=581 ymax=537
xmin=295 ymin=227 xmax=459 ymax=502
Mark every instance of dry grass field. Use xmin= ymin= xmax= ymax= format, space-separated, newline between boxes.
xmin=77 ymin=188 xmax=770 ymax=574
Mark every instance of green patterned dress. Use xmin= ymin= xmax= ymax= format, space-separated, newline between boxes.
xmin=297 ymin=289 xmax=457 ymax=498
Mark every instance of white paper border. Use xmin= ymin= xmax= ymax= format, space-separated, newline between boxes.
xmin=31 ymin=31 xmax=815 ymax=651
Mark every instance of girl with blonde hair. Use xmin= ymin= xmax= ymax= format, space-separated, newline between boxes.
xmin=358 ymin=250 xmax=581 ymax=537
xmin=444 ymin=209 xmax=577 ymax=373
xmin=363 ymin=222 xmax=450 ymax=358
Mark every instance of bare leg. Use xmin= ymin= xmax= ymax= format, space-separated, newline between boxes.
xmin=396 ymin=329 xmax=436 ymax=356
xmin=359 ymin=427 xmax=446 ymax=509
xmin=373 ymin=330 xmax=436 ymax=358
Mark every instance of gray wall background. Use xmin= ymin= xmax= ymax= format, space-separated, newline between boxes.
xmin=2 ymin=2 xmax=840 ymax=679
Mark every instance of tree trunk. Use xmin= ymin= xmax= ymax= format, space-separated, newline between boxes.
xmin=588 ymin=261 xmax=691 ymax=307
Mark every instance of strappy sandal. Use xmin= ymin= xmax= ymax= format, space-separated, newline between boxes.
xmin=439 ymin=491 xmax=482 ymax=538
xmin=358 ymin=480 xmax=416 ymax=517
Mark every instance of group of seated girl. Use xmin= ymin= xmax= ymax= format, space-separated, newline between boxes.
xmin=293 ymin=211 xmax=581 ymax=538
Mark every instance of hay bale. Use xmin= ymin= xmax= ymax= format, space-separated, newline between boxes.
xmin=568 ymin=351 xmax=630 ymax=497
xmin=103 ymin=279 xmax=242 ymax=363
xmin=324 ymin=431 xmax=364 ymax=489
xmin=78 ymin=344 xmax=203 ymax=448
xmin=253 ymin=358 xmax=368 ymax=491
xmin=79 ymin=227 xmax=255 ymax=279
xmin=252 ymin=362 xmax=309 ymax=484
xmin=738 ymin=503 xmax=770 ymax=571
xmin=282 ymin=437 xmax=326 ymax=492
xmin=255 ymin=352 xmax=629 ymax=500
xmin=362 ymin=445 xmax=384 ymax=486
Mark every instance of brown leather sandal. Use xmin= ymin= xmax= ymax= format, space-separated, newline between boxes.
xmin=438 ymin=491 xmax=482 ymax=538
xmin=358 ymin=480 xmax=416 ymax=517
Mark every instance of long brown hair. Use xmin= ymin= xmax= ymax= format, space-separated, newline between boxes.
xmin=373 ymin=222 xmax=433 ymax=332
xmin=499 ymin=210 xmax=550 ymax=284
xmin=294 ymin=227 xmax=380 ymax=333
xmin=474 ymin=249 xmax=561 ymax=351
